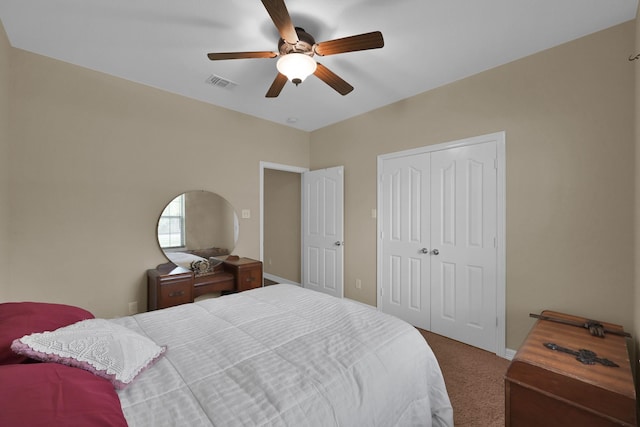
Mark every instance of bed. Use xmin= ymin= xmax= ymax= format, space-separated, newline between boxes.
xmin=1 ymin=284 xmax=453 ymax=426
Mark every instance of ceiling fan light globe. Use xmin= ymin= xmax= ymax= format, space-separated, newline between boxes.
xmin=277 ymin=53 xmax=317 ymax=85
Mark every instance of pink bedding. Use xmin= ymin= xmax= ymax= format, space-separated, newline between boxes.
xmin=0 ymin=302 xmax=94 ymax=365
xmin=0 ymin=363 xmax=127 ymax=427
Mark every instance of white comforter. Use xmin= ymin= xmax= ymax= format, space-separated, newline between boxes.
xmin=113 ymin=285 xmax=453 ymax=427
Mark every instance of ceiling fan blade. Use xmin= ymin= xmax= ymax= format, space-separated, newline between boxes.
xmin=266 ymin=72 xmax=288 ymax=98
xmin=314 ymin=63 xmax=353 ymax=96
xmin=314 ymin=31 xmax=384 ymax=56
xmin=207 ymin=51 xmax=277 ymax=60
xmin=261 ymin=0 xmax=298 ymax=44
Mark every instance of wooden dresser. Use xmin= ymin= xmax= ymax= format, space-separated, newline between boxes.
xmin=147 ymin=257 xmax=263 ymax=311
xmin=505 ymin=310 xmax=636 ymax=426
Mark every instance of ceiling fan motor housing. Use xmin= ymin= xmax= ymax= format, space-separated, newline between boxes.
xmin=278 ymin=27 xmax=316 ymax=57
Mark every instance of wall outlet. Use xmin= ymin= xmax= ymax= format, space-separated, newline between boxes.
xmin=355 ymin=279 xmax=362 ymax=289
xmin=242 ymin=209 xmax=251 ymax=219
xmin=128 ymin=301 xmax=138 ymax=315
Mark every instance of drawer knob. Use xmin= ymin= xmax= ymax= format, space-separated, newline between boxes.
xmin=169 ymin=290 xmax=185 ymax=297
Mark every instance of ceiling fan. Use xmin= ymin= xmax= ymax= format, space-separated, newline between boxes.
xmin=207 ymin=0 xmax=384 ymax=98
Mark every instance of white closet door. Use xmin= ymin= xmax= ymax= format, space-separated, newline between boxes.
xmin=379 ymin=153 xmax=431 ymax=329
xmin=430 ymin=141 xmax=497 ymax=352
xmin=378 ymin=137 xmax=500 ymax=353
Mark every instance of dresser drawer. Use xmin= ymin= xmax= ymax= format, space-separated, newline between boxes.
xmin=237 ymin=267 xmax=262 ymax=291
xmin=193 ymin=272 xmax=235 ymax=297
xmin=147 ymin=267 xmax=194 ymax=311
xmin=158 ymin=280 xmax=192 ymax=309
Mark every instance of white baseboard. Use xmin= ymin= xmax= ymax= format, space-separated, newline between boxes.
xmin=263 ymin=273 xmax=300 ymax=286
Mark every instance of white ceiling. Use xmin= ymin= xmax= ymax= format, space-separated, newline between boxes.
xmin=1 ymin=0 xmax=637 ymax=131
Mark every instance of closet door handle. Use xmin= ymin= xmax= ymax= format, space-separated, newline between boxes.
xmin=431 ymin=249 xmax=439 ymax=255
xmin=420 ymin=248 xmax=429 ymax=254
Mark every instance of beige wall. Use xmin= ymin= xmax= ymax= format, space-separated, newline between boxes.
xmin=264 ymin=169 xmax=301 ymax=283
xmin=310 ymin=22 xmax=636 ymax=350
xmin=0 ymin=21 xmax=10 ymax=300
xmin=7 ymin=47 xmax=309 ymax=317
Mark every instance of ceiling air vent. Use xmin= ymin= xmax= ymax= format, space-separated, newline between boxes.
xmin=205 ymin=74 xmax=238 ymax=89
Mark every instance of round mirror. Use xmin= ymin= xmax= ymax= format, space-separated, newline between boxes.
xmin=157 ymin=191 xmax=238 ymax=269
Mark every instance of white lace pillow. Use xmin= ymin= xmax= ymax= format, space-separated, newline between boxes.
xmin=11 ymin=318 xmax=166 ymax=389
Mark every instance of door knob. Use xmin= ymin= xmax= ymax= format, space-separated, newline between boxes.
xmin=335 ymin=241 xmax=343 ymax=246
xmin=420 ymin=248 xmax=429 ymax=254
xmin=431 ymin=249 xmax=439 ymax=255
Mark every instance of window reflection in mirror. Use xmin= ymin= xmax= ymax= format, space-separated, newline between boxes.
xmin=158 ymin=193 xmax=185 ymax=249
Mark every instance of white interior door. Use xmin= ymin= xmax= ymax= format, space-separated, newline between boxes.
xmin=379 ymin=153 xmax=431 ymax=329
xmin=378 ymin=135 xmax=501 ymax=353
xmin=302 ymin=166 xmax=344 ymax=298
xmin=430 ymin=142 xmax=497 ymax=352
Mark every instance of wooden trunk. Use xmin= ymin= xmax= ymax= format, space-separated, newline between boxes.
xmin=505 ymin=310 xmax=636 ymax=426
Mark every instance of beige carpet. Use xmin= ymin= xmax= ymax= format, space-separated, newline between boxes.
xmin=418 ymin=329 xmax=511 ymax=426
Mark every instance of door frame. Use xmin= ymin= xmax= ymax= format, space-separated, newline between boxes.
xmin=376 ymin=131 xmax=506 ymax=357
xmin=259 ymin=161 xmax=309 ymax=284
